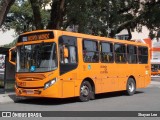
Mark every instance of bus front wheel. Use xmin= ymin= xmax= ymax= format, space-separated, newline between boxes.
xmin=126 ymin=78 xmax=136 ymax=96
xmin=79 ymin=81 xmax=93 ymax=102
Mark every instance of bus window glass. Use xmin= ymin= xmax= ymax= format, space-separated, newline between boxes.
xmin=84 ymin=40 xmax=97 ymax=51
xmin=59 ymin=46 xmax=77 ymax=64
xmin=138 ymin=47 xmax=148 ymax=64
xmin=83 ymin=40 xmax=99 ymax=62
xmin=127 ymin=45 xmax=137 ymax=63
xmin=101 ymin=42 xmax=114 ymax=63
xmin=114 ymin=44 xmax=126 ymax=63
xmin=17 ymin=42 xmax=57 ymax=72
xmin=59 ymin=35 xmax=78 ymax=75
xmin=69 ymin=46 xmax=77 ymax=63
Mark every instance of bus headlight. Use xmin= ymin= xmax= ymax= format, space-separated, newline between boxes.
xmin=44 ymin=78 xmax=57 ymax=90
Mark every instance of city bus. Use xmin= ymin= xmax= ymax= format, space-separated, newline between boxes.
xmin=9 ymin=30 xmax=151 ymax=102
xmin=141 ymin=38 xmax=160 ymax=76
xmin=151 ymin=64 xmax=160 ymax=76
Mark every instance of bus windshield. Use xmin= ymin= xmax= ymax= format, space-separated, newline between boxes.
xmin=16 ymin=42 xmax=57 ymax=72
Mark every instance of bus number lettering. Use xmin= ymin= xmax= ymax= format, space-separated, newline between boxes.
xmin=17 ymin=82 xmax=26 ymax=87
xmin=38 ymin=33 xmax=49 ymax=40
xmin=28 ymin=33 xmax=50 ymax=41
xmin=28 ymin=35 xmax=37 ymax=41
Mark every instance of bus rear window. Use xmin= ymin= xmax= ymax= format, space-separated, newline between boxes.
xmin=138 ymin=46 xmax=148 ymax=64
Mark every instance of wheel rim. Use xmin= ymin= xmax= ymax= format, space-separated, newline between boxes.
xmin=81 ymin=85 xmax=89 ymax=97
xmin=128 ymin=82 xmax=134 ymax=92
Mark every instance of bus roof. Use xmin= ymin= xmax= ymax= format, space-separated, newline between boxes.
xmin=19 ymin=29 xmax=148 ymax=47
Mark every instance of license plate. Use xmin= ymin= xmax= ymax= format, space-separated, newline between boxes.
xmin=25 ymin=90 xmax=34 ymax=94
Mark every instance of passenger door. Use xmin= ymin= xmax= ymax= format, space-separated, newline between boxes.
xmin=59 ymin=36 xmax=78 ymax=97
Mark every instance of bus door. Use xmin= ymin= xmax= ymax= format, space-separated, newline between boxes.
xmin=59 ymin=36 xmax=78 ymax=97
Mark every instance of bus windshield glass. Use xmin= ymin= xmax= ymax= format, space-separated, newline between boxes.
xmin=16 ymin=42 xmax=57 ymax=72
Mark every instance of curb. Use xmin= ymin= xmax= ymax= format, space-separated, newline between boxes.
xmin=0 ymin=93 xmax=36 ymax=104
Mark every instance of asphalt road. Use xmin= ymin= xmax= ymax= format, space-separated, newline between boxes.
xmin=0 ymin=77 xmax=160 ymax=120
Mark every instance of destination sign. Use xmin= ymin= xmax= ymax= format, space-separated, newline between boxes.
xmin=18 ymin=31 xmax=54 ymax=43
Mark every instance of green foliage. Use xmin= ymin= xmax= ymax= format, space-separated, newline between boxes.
xmin=64 ymin=0 xmax=141 ymax=37
xmin=64 ymin=0 xmax=160 ymax=38
xmin=4 ymin=0 xmax=33 ymax=35
xmin=142 ymin=2 xmax=160 ymax=31
xmin=1 ymin=0 xmax=160 ymax=40
xmin=4 ymin=0 xmax=50 ymax=35
xmin=41 ymin=7 xmax=50 ymax=29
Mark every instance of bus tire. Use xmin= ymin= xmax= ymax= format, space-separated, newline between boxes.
xmin=79 ymin=81 xmax=93 ymax=102
xmin=126 ymin=78 xmax=136 ymax=96
xmin=90 ymin=90 xmax=95 ymax=100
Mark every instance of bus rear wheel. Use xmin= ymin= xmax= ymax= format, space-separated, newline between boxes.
xmin=79 ymin=81 xmax=93 ymax=102
xmin=126 ymin=78 xmax=136 ymax=96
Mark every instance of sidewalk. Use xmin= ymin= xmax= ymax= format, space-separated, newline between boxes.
xmin=0 ymin=92 xmax=15 ymax=104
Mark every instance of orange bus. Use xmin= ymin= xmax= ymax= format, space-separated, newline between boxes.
xmin=9 ymin=30 xmax=151 ymax=102
xmin=139 ymin=38 xmax=160 ymax=76
xmin=151 ymin=64 xmax=160 ymax=75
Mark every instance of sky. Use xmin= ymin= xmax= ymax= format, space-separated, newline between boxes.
xmin=117 ymin=26 xmax=150 ymax=40
xmin=0 ymin=27 xmax=150 ymax=46
xmin=0 ymin=29 xmax=15 ymax=46
xmin=131 ymin=26 xmax=150 ymax=40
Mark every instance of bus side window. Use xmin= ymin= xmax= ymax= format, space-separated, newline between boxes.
xmin=127 ymin=45 xmax=137 ymax=64
xmin=83 ymin=39 xmax=99 ymax=63
xmin=100 ymin=42 xmax=114 ymax=63
xmin=114 ymin=43 xmax=126 ymax=63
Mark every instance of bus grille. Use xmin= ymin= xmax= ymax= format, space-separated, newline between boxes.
xmin=17 ymin=74 xmax=46 ymax=81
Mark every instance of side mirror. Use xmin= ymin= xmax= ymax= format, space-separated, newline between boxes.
xmin=9 ymin=47 xmax=16 ymax=65
xmin=64 ymin=47 xmax=69 ymax=58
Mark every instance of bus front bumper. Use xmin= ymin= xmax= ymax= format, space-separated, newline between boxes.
xmin=15 ymin=83 xmax=62 ymax=98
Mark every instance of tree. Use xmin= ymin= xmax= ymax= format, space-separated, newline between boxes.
xmin=2 ymin=0 xmax=160 ymax=40
xmin=47 ymin=0 xmax=65 ymax=29
xmin=3 ymin=0 xmax=50 ymax=35
xmin=0 ymin=0 xmax=15 ymax=27
xmin=65 ymin=0 xmax=160 ymax=39
xmin=4 ymin=0 xmax=33 ymax=34
xmin=29 ymin=0 xmax=43 ymax=29
xmin=140 ymin=0 xmax=160 ymax=31
xmin=62 ymin=0 xmax=142 ymax=38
